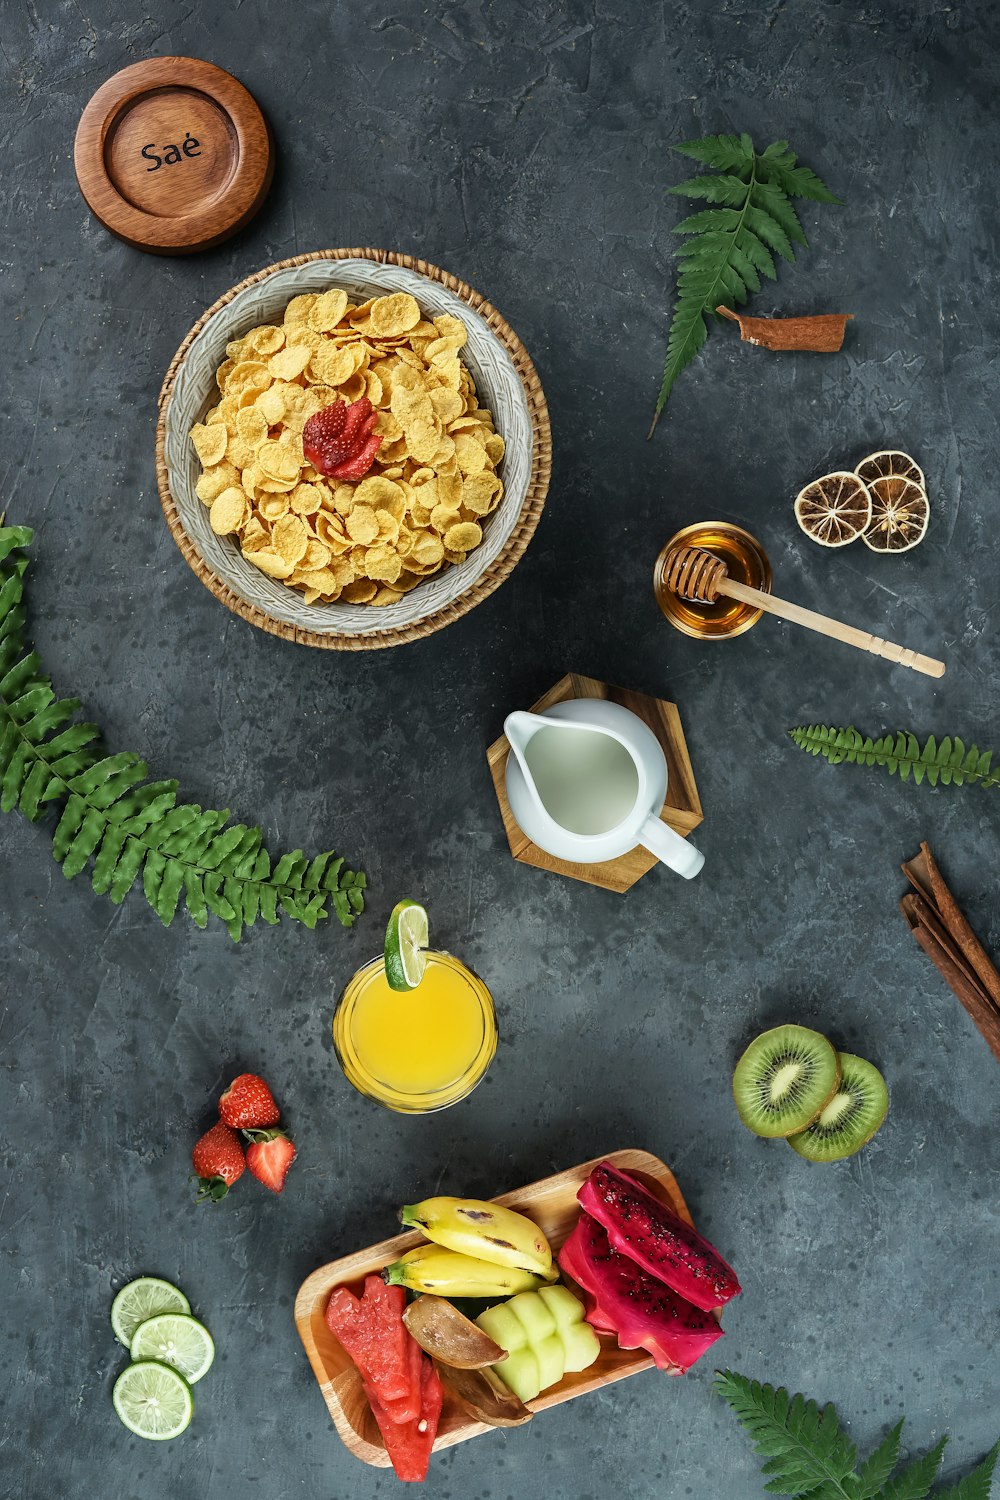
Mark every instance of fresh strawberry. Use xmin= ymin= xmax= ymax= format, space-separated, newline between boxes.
xmin=219 ymin=1073 xmax=280 ymax=1130
xmin=302 ymin=397 xmax=382 ymax=479
xmin=192 ymin=1122 xmax=245 ymax=1203
xmin=302 ymin=400 xmax=347 ymax=471
xmin=244 ymin=1128 xmax=297 ymax=1194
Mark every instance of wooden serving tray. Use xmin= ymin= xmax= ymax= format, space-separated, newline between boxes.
xmin=294 ymin=1148 xmax=696 ymax=1466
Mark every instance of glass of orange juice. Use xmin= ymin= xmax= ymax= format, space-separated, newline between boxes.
xmin=333 ymin=946 xmax=498 ymax=1114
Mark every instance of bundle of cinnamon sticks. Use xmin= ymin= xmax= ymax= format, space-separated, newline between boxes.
xmin=900 ymin=841 xmax=1000 ymax=1064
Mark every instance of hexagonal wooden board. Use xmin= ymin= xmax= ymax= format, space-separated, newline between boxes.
xmin=487 ymin=673 xmax=703 ymax=892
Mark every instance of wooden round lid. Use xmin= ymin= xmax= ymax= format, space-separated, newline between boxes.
xmin=74 ymin=57 xmax=274 ymax=255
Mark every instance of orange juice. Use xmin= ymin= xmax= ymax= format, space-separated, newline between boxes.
xmin=333 ymin=952 xmax=497 ymax=1113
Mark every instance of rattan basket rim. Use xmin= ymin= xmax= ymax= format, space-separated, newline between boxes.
xmin=155 ymin=248 xmax=551 ymax=651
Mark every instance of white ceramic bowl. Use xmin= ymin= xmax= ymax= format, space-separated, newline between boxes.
xmin=161 ymin=258 xmax=535 ymax=640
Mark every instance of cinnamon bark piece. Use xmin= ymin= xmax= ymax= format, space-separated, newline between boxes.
xmin=900 ymin=889 xmax=986 ymax=997
xmin=716 ymin=306 xmax=852 ymax=351
xmin=901 ymin=897 xmax=1000 ymax=1064
xmin=908 ymin=841 xmax=1000 ymax=1008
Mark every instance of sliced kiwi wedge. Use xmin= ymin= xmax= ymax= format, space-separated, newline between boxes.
xmin=733 ymin=1024 xmax=841 ymax=1138
xmin=788 ymin=1053 xmax=888 ymax=1162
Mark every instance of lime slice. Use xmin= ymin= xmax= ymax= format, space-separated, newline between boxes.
xmin=130 ymin=1313 xmax=215 ymax=1384
xmin=111 ymin=1277 xmax=190 ymax=1347
xmin=112 ymin=1360 xmax=193 ymax=1441
xmin=384 ymin=899 xmax=429 ymax=992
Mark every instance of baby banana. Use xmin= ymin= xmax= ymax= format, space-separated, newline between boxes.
xmin=382 ymin=1244 xmax=546 ymax=1298
xmin=399 ymin=1197 xmax=557 ymax=1281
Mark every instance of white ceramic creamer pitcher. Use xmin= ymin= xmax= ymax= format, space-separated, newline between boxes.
xmin=504 ymin=699 xmax=704 ymax=880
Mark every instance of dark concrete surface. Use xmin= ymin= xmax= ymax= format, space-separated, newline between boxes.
xmin=2 ymin=2 xmax=999 ymax=1496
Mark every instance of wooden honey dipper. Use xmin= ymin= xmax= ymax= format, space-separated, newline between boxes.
xmin=664 ymin=544 xmax=946 ymax=678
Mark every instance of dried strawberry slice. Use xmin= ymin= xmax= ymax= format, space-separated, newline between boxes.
xmin=328 ymin=433 xmax=383 ymax=482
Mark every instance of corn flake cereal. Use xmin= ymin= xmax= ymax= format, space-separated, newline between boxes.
xmin=189 ymin=284 xmax=505 ymax=607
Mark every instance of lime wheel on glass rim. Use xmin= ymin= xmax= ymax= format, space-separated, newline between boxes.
xmin=384 ymin=899 xmax=429 ymax=991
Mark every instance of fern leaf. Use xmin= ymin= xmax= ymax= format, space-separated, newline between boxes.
xmin=0 ymin=524 xmax=33 ymax=562
xmin=857 ymin=1422 xmax=904 ymax=1498
xmin=17 ymin=757 xmax=57 ymax=821
xmin=870 ymin=1437 xmax=947 ymax=1500
xmin=934 ymin=1440 xmax=1000 ymax=1500
xmin=738 ymin=226 xmax=778 ymax=280
xmin=202 ymin=872 xmax=236 ymax=924
xmin=91 ymin=824 xmax=131 ymax=895
xmin=183 ymin=869 xmax=210 ymax=930
xmin=0 ymin=523 xmax=366 ymax=940
xmin=789 ymin=725 xmax=1000 ymax=793
xmin=668 ymin=172 xmax=751 ymax=205
xmin=673 ymin=207 xmax=744 ymax=236
xmin=108 ymin=836 xmax=147 ymax=904
xmin=673 ymin=132 xmax=755 ymax=171
xmin=747 ymin=203 xmax=795 ymax=263
xmin=61 ymin=807 xmax=108 ymax=880
xmin=650 ymin=133 xmax=838 ymax=431
xmin=752 ymin=180 xmax=809 ymax=247
xmin=764 ymin=160 xmax=842 ymax=202
xmin=0 ymin=649 xmax=42 ymax=699
xmin=715 ymin=1372 xmax=857 ymax=1498
xmin=258 ymin=882 xmax=280 ymax=925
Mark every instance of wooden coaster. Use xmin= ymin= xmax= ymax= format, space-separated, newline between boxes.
xmin=74 ymin=57 xmax=274 ymax=255
xmin=487 ymin=673 xmax=703 ymax=893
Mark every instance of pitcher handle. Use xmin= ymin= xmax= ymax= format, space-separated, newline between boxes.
xmin=638 ymin=815 xmax=705 ymax=880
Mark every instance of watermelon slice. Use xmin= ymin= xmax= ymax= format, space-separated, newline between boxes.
xmin=365 ymin=1357 xmax=443 ymax=1482
xmin=325 ymin=1275 xmax=421 ymax=1419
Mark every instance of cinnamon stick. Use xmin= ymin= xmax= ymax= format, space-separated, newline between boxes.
xmin=716 ymin=306 xmax=852 ymax=351
xmin=901 ymin=899 xmax=1000 ymax=1065
xmin=900 ymin=889 xmax=986 ymax=998
xmin=917 ymin=841 xmax=1000 ymax=1008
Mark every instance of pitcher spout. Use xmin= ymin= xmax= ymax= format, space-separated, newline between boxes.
xmin=503 ymin=710 xmax=543 ymax=760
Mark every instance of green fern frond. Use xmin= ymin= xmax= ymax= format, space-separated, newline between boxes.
xmin=649 ymin=133 xmax=840 ymax=434
xmin=716 ymin=1372 xmax=997 ymax=1500
xmin=871 ymin=1438 xmax=947 ymax=1500
xmin=788 ymin=725 xmax=1000 ymax=791
xmin=857 ymin=1423 xmax=905 ymax=1498
xmin=714 ymin=1371 xmax=857 ymax=1498
xmin=0 ymin=524 xmax=366 ymax=940
xmin=934 ymin=1441 xmax=999 ymax=1500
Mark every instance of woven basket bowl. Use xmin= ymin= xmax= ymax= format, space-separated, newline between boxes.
xmin=156 ymin=249 xmax=551 ymax=650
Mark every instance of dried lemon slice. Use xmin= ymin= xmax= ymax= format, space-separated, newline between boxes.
xmin=794 ymin=472 xmax=872 ymax=547
xmin=862 ymin=475 xmax=929 ymax=552
xmin=855 ymin=449 xmax=925 ymax=491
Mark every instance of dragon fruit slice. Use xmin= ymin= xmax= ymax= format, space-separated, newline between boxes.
xmin=557 ymin=1222 xmax=618 ymax=1334
xmin=558 ymin=1213 xmax=723 ymax=1374
xmin=578 ymin=1161 xmax=741 ymax=1312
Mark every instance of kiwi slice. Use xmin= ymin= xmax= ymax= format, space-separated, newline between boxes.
xmin=733 ymin=1024 xmax=840 ymax=1138
xmin=788 ymin=1053 xmax=888 ymax=1162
